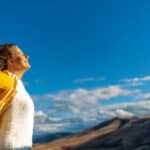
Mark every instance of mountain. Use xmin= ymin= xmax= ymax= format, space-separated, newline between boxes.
xmin=32 ymin=116 xmax=150 ymax=150
xmin=33 ymin=132 xmax=73 ymax=144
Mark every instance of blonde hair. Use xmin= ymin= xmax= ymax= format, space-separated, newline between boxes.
xmin=0 ymin=44 xmax=17 ymax=71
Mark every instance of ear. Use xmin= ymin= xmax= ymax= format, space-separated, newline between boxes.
xmin=7 ymin=59 xmax=14 ymax=66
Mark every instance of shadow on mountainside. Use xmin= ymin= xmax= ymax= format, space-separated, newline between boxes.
xmin=32 ymin=116 xmax=150 ymax=150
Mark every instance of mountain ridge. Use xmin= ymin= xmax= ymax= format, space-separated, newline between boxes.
xmin=32 ymin=115 xmax=150 ymax=150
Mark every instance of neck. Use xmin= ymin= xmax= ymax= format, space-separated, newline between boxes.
xmin=7 ymin=69 xmax=25 ymax=79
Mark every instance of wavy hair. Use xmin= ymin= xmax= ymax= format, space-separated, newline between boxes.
xmin=0 ymin=44 xmax=17 ymax=71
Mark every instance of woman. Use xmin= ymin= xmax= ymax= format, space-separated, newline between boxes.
xmin=0 ymin=44 xmax=34 ymax=150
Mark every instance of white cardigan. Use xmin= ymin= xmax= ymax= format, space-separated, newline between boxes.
xmin=0 ymin=80 xmax=34 ymax=149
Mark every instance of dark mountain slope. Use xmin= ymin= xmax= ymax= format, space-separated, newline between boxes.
xmin=33 ymin=116 xmax=150 ymax=150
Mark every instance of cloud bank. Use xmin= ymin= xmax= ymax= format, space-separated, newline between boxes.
xmin=34 ymin=100 xmax=150 ymax=133
xmin=33 ymin=80 xmax=150 ymax=133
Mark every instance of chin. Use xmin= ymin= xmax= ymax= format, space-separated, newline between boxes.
xmin=23 ymin=65 xmax=31 ymax=71
xmin=25 ymin=63 xmax=31 ymax=68
xmin=26 ymin=65 xmax=31 ymax=70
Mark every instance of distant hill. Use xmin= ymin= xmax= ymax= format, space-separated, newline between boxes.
xmin=33 ymin=132 xmax=73 ymax=144
xmin=32 ymin=116 xmax=150 ymax=150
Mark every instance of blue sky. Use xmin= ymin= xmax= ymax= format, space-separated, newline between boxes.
xmin=1 ymin=0 xmax=150 ymax=133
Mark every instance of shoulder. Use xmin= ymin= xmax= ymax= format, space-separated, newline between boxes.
xmin=0 ymin=71 xmax=12 ymax=89
xmin=0 ymin=70 xmax=17 ymax=90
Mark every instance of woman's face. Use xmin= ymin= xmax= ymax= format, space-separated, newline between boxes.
xmin=8 ymin=46 xmax=30 ymax=71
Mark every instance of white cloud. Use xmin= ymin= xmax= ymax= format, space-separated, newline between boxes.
xmin=136 ymin=92 xmax=150 ymax=100
xmin=115 ymin=109 xmax=134 ymax=117
xmin=35 ymin=110 xmax=47 ymax=118
xmin=120 ymin=75 xmax=150 ymax=86
xmin=142 ymin=76 xmax=150 ymax=81
xmin=35 ymin=85 xmax=135 ymax=116
xmin=101 ymin=101 xmax=150 ymax=117
xmin=44 ymin=85 xmax=132 ymax=104
xmin=142 ymin=93 xmax=150 ymax=99
xmin=34 ymin=110 xmax=68 ymax=132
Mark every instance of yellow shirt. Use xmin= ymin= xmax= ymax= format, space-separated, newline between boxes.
xmin=0 ymin=70 xmax=17 ymax=115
